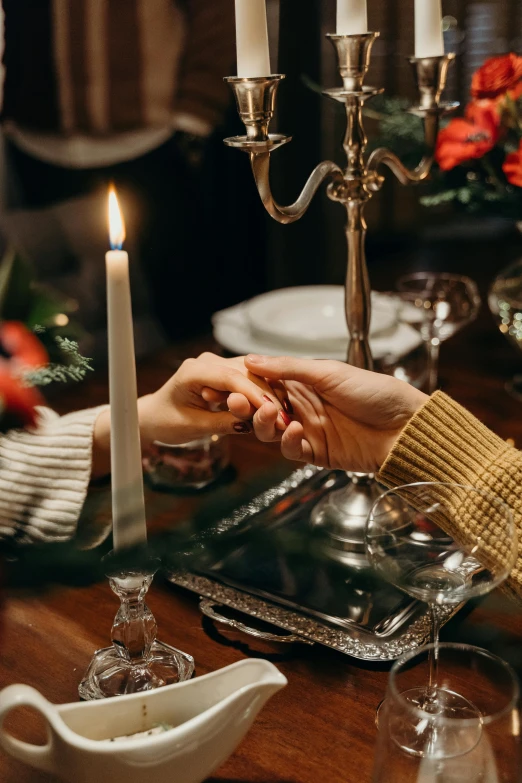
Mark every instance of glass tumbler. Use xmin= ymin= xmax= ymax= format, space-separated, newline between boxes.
xmin=373 ymin=643 xmax=520 ymax=782
xmin=143 ymin=434 xmax=230 ymax=490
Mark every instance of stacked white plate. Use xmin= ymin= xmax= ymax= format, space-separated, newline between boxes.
xmin=212 ymin=285 xmax=422 ymax=361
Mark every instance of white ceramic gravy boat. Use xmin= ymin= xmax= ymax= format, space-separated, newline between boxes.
xmin=0 ymin=658 xmax=287 ymax=783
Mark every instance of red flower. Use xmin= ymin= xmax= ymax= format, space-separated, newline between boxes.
xmin=435 ymin=103 xmax=500 ymax=171
xmin=471 ymin=53 xmax=522 ymax=99
xmin=0 ymin=322 xmax=48 ymax=371
xmin=503 ymin=140 xmax=522 ymax=187
xmin=0 ymin=370 xmax=43 ymax=429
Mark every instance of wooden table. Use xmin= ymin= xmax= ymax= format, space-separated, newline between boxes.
xmin=1 ymin=233 xmax=522 ymax=782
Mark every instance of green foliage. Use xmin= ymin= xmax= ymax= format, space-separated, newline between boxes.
xmin=0 ymin=245 xmax=93 ymax=385
xmin=0 ymin=248 xmax=75 ymax=329
xmin=364 ymin=95 xmax=427 ymax=169
xmin=24 ymin=335 xmax=93 ymax=386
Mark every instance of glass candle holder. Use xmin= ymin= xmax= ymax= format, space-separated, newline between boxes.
xmin=143 ymin=434 xmax=230 ymax=491
xmin=79 ymin=552 xmax=194 ymax=700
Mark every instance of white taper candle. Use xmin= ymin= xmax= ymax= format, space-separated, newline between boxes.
xmin=106 ymin=187 xmax=147 ymax=550
xmin=415 ymin=0 xmax=444 ymax=58
xmin=336 ymin=0 xmax=368 ymax=35
xmin=234 ymin=0 xmax=271 ymax=77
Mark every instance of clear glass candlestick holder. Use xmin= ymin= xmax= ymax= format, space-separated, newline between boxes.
xmin=79 ymin=552 xmax=194 ymax=700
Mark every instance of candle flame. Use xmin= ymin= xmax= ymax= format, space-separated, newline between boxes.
xmin=108 ymin=185 xmax=126 ymax=250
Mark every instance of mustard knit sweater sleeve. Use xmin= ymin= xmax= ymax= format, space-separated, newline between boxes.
xmin=377 ymin=391 xmax=522 ymax=601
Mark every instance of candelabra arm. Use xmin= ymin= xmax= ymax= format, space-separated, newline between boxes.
xmin=367 ymin=111 xmax=439 ymax=185
xmin=368 ymin=54 xmax=457 ymax=187
xmin=367 ymin=146 xmax=433 ymax=186
xmin=250 ymin=153 xmax=343 ymax=224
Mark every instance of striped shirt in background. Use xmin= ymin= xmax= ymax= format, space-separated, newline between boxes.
xmin=0 ymin=0 xmax=235 ymax=168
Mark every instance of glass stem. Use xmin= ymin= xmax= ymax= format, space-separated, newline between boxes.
xmin=426 ymin=337 xmax=440 ymax=395
xmin=109 ymin=573 xmax=157 ymax=667
xmin=426 ymin=602 xmax=441 ymax=705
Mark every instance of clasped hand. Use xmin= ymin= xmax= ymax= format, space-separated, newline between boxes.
xmin=92 ymin=351 xmax=427 ymax=478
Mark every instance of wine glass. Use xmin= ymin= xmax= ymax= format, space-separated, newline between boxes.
xmin=365 ymin=482 xmax=517 ymax=752
xmin=489 ymin=258 xmax=522 ymax=400
xmin=397 ymin=273 xmax=481 ymax=394
xmin=373 ymin=643 xmax=520 ymax=780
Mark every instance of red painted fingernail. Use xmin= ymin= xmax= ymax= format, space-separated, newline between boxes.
xmin=279 ymin=410 xmax=291 ymax=427
xmin=262 ymin=394 xmax=273 ymax=404
xmin=233 ymin=422 xmax=252 ymax=434
xmin=282 ymin=397 xmax=294 ymax=415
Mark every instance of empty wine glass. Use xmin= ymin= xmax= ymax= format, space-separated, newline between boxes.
xmin=365 ymin=482 xmax=517 ymax=752
xmin=397 ymin=273 xmax=481 ymax=394
xmin=489 ymin=258 xmax=522 ymax=400
xmin=373 ymin=643 xmax=520 ymax=780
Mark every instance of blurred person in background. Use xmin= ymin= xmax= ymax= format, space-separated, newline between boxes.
xmin=0 ymin=0 xmax=261 ymax=352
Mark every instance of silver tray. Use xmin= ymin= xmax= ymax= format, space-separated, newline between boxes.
xmin=167 ymin=466 xmax=458 ymax=661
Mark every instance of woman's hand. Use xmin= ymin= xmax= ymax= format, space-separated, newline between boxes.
xmin=230 ymin=355 xmax=428 ymax=473
xmin=91 ymin=353 xmax=279 ymax=478
xmin=137 ymin=354 xmax=279 ymax=449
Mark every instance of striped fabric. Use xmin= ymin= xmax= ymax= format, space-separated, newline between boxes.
xmin=1 ymin=0 xmax=234 ymax=134
xmin=0 ymin=405 xmax=107 ymax=545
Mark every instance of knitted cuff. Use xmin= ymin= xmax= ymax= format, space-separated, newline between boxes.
xmin=378 ymin=391 xmax=522 ymax=599
xmin=378 ymin=391 xmax=509 ymax=488
xmin=0 ymin=405 xmax=109 ymax=546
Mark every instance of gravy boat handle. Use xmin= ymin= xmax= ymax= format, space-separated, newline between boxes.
xmin=0 ymin=684 xmax=56 ymax=774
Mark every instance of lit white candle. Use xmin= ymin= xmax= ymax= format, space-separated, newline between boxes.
xmin=106 ymin=186 xmax=147 ymax=550
xmin=337 ymin=0 xmax=368 ymax=35
xmin=415 ymin=0 xmax=444 ymax=58
xmin=234 ymin=0 xmax=271 ymax=77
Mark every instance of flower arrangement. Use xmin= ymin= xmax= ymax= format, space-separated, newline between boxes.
xmin=366 ymin=53 xmax=522 ymax=218
xmin=430 ymin=53 xmax=522 ymax=213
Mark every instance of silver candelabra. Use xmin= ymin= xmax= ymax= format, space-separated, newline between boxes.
xmin=224 ymin=33 xmax=457 ymax=568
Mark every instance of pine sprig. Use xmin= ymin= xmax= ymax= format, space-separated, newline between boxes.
xmin=24 ymin=333 xmax=93 ymax=387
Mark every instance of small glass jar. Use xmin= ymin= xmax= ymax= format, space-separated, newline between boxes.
xmin=143 ymin=435 xmax=230 ymax=491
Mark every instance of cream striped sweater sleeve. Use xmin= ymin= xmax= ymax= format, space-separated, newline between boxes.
xmin=0 ymin=405 xmax=108 ymax=545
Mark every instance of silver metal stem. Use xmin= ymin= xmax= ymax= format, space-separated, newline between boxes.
xmin=224 ymin=37 xmax=457 ymax=566
xmin=345 ymin=201 xmax=373 ymax=369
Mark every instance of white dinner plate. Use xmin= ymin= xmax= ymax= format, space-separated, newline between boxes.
xmin=245 ymin=286 xmax=398 ymax=352
xmin=212 ymin=298 xmax=422 ymax=362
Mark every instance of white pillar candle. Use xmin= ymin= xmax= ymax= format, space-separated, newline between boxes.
xmin=234 ymin=0 xmax=271 ymax=77
xmin=106 ymin=186 xmax=147 ymax=551
xmin=336 ymin=0 xmax=368 ymax=35
xmin=415 ymin=0 xmax=444 ymax=58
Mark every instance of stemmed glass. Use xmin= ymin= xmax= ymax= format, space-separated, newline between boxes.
xmin=488 ymin=259 xmax=522 ymax=400
xmin=397 ymin=273 xmax=481 ymax=394
xmin=365 ymin=482 xmax=517 ymax=753
xmin=373 ymin=643 xmax=520 ymax=780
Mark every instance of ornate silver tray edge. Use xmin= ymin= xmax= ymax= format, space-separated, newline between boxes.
xmin=166 ymin=465 xmax=458 ymax=662
xmin=171 ymin=571 xmax=459 ymax=661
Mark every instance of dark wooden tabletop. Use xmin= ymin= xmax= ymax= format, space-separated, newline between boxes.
xmin=1 ymin=227 xmax=522 ymax=783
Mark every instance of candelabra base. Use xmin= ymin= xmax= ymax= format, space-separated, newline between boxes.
xmin=78 ymin=551 xmax=195 ymax=701
xmin=310 ymin=473 xmax=392 ymax=569
xmin=79 ymin=641 xmax=194 ymax=701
